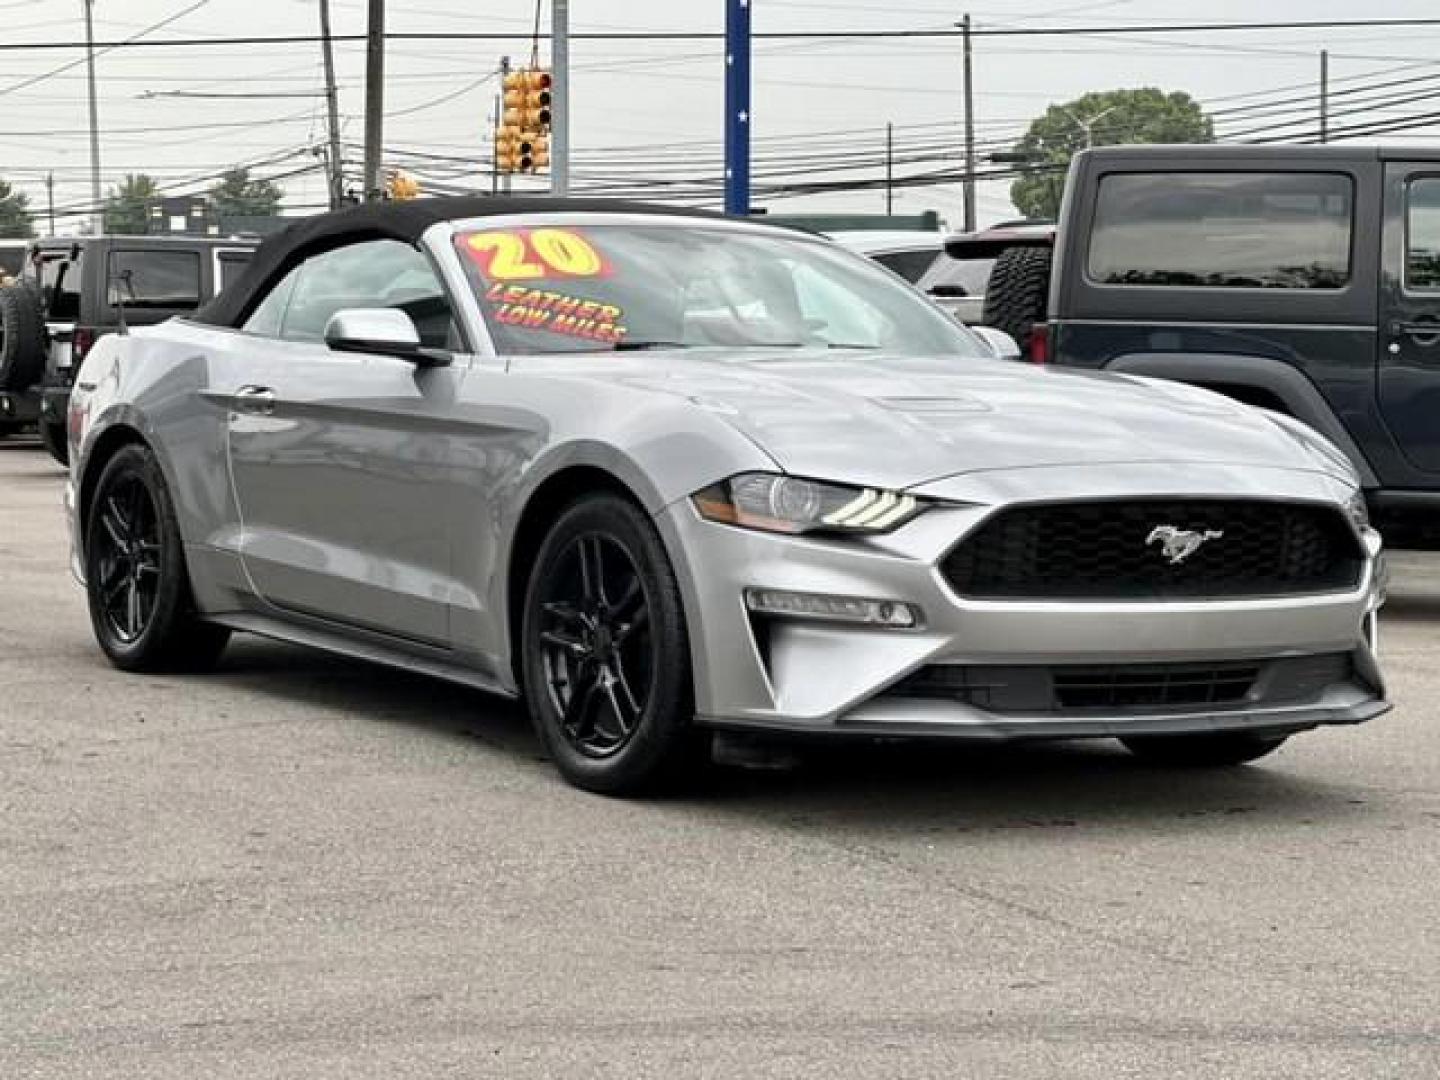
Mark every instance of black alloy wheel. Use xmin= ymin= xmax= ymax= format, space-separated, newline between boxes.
xmin=84 ymin=443 xmax=230 ymax=671
xmin=91 ymin=472 xmax=162 ymax=645
xmin=522 ymin=493 xmax=700 ymax=795
xmin=538 ymin=533 xmax=654 ymax=758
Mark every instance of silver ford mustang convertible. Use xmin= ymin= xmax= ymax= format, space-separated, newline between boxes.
xmin=65 ymin=197 xmax=1388 ymax=793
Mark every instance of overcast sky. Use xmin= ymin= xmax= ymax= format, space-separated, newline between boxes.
xmin=4 ymin=0 xmax=1440 ymax=231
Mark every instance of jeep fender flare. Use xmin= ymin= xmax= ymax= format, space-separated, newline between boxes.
xmin=1102 ymin=351 xmax=1379 ymax=488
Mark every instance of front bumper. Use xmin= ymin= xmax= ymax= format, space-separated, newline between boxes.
xmin=657 ymin=462 xmax=1388 ymax=740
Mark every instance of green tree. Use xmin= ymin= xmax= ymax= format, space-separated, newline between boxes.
xmin=208 ymin=167 xmax=283 ymax=219
xmin=1008 ymin=88 xmax=1214 ymax=219
xmin=0 ymin=177 xmax=35 ymax=239
xmin=103 ymin=173 xmax=161 ymax=235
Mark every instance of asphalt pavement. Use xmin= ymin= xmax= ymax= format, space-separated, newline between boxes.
xmin=2 ymin=436 xmax=1438 ymax=1079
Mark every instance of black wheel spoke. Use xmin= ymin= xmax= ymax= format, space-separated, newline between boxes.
xmin=125 ymin=577 xmax=142 ymax=638
xmin=607 ymin=663 xmax=642 ymax=732
xmin=542 ymin=600 xmax=586 ymax=626
xmin=578 ymin=536 xmax=606 ymax=606
xmin=100 ymin=502 xmax=129 ymax=552
xmin=540 ymin=629 xmax=587 ymax=656
xmin=562 ymin=664 xmax=603 ymax=737
xmin=100 ymin=568 xmax=128 ymax=607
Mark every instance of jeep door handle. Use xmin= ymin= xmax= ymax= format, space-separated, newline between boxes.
xmin=232 ymin=385 xmax=276 ymax=416
xmin=1388 ymin=320 xmax=1440 ymax=344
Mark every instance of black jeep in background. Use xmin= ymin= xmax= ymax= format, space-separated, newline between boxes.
xmin=1034 ymin=144 xmax=1440 ymax=543
xmin=0 ymin=236 xmax=255 ymax=463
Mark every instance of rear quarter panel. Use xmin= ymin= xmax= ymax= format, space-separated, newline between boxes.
xmin=71 ymin=322 xmax=240 ymax=581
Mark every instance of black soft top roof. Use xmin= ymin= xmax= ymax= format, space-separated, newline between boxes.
xmin=192 ymin=195 xmax=731 ymax=328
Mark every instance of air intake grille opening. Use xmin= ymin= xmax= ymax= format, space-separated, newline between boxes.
xmin=888 ymin=654 xmax=1351 ymax=714
xmin=943 ymin=500 xmax=1362 ymax=600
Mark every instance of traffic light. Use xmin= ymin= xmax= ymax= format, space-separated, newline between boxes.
xmin=385 ymin=169 xmax=421 ymax=200
xmin=496 ymin=67 xmax=553 ymax=175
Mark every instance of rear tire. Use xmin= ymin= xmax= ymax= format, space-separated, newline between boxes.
xmin=39 ymin=418 xmax=67 ymax=465
xmin=84 ymin=443 xmax=230 ymax=672
xmin=520 ymin=493 xmax=702 ymax=795
xmin=1121 ymin=732 xmax=1289 ymax=767
xmin=981 ymin=246 xmax=1052 ymax=347
xmin=0 ymin=283 xmax=47 ymax=393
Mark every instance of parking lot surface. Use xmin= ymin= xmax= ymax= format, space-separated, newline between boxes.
xmin=2 ymin=438 xmax=1438 ymax=1079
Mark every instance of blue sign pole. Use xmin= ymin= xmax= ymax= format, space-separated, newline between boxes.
xmin=724 ymin=0 xmax=751 ymax=216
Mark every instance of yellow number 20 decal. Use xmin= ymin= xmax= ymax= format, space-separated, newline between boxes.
xmin=464 ymin=228 xmax=607 ymax=280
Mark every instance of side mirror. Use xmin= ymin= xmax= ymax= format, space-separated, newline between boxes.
xmin=970 ymin=325 xmax=1022 ymax=361
xmin=323 ymin=308 xmax=448 ymax=366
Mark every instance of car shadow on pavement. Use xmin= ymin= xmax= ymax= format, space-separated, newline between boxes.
xmin=205 ymin=637 xmax=1378 ymax=838
xmin=210 ymin=636 xmax=543 ymax=759
xmin=677 ymin=736 xmax=1378 ymax=842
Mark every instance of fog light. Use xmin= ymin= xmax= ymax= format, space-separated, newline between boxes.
xmin=744 ymin=588 xmax=920 ymax=628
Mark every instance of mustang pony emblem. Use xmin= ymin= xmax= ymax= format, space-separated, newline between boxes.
xmin=1146 ymin=525 xmax=1224 ymax=564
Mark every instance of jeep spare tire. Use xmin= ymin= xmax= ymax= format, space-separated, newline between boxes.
xmin=981 ymin=245 xmax=1052 ymax=350
xmin=0 ymin=283 xmax=46 ymax=392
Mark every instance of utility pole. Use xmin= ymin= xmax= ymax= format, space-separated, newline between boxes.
xmin=551 ymin=0 xmax=570 ymax=195
xmin=723 ymin=0 xmax=751 ymax=215
xmin=961 ymin=13 xmax=976 ymax=232
xmin=885 ymin=122 xmax=894 ymax=215
xmin=1319 ymin=49 xmax=1330 ymax=144
xmin=362 ymin=0 xmax=385 ymax=200
xmin=318 ymin=0 xmax=345 ymax=209
xmin=83 ymin=0 xmax=102 ymax=234
xmin=498 ymin=56 xmax=512 ymax=195
xmin=46 ymin=172 xmax=55 ymax=235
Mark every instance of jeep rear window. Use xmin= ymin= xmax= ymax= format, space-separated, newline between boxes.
xmin=1087 ymin=172 xmax=1353 ymax=290
xmin=38 ymin=251 xmax=82 ymax=320
xmin=108 ymin=249 xmax=202 ymax=309
xmin=1405 ymin=177 xmax=1440 ymax=290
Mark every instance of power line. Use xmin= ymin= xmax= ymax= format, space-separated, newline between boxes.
xmin=0 ymin=0 xmax=213 ymax=98
xmin=5 ymin=19 xmax=1440 ymax=52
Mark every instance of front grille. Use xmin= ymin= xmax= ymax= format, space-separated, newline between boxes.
xmin=942 ymin=499 xmax=1362 ymax=600
xmin=1052 ymin=662 xmax=1258 ymax=708
xmin=888 ymin=654 xmax=1351 ymax=714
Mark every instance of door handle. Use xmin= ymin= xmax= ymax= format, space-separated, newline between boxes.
xmin=232 ymin=384 xmax=276 ymax=416
xmin=1388 ymin=320 xmax=1440 ymax=345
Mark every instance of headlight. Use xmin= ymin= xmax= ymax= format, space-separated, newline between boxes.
xmin=692 ymin=472 xmax=928 ymax=535
xmin=1345 ymin=489 xmax=1370 ymax=530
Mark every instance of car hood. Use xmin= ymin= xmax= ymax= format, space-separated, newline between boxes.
xmin=604 ymin=350 xmax=1354 ymax=491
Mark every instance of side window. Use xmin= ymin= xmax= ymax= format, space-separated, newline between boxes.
xmin=1405 ymin=177 xmax=1440 ymax=291
xmin=39 ymin=252 xmax=82 ymax=320
xmin=1087 ymin=172 xmax=1353 ymax=290
xmin=216 ymin=250 xmax=253 ymax=294
xmin=241 ymin=264 xmax=302 ymax=338
xmin=873 ymin=248 xmax=939 ymax=285
xmin=280 ymin=239 xmax=458 ymax=349
xmin=108 ymin=249 xmax=202 ymax=309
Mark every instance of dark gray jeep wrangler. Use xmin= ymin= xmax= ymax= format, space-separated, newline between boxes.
xmin=0 ymin=236 xmax=256 ymax=463
xmin=1041 ymin=144 xmax=1440 ymax=542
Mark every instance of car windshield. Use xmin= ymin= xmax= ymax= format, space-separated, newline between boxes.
xmin=453 ymin=221 xmax=983 ymax=357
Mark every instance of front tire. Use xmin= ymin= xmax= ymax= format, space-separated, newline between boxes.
xmin=1121 ymin=732 xmax=1289 ymax=767
xmin=520 ymin=493 xmax=701 ymax=795
xmin=84 ymin=443 xmax=230 ymax=672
